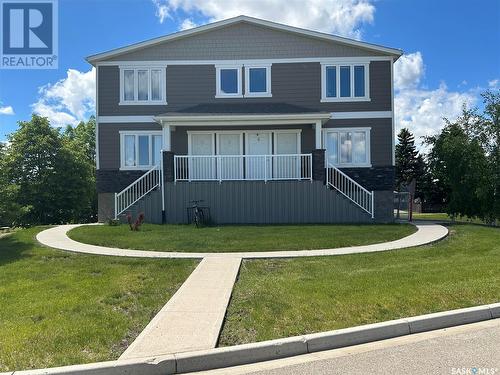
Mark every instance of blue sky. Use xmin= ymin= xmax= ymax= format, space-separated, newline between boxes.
xmin=0 ymin=0 xmax=499 ymax=146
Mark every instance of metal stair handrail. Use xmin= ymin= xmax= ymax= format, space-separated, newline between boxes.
xmin=326 ymin=164 xmax=374 ymax=218
xmin=114 ymin=165 xmax=161 ymax=219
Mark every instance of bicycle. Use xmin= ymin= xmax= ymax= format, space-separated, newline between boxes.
xmin=190 ymin=199 xmax=205 ymax=227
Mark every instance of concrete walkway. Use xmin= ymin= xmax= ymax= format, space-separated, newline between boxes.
xmin=36 ymin=222 xmax=448 ymax=259
xmin=120 ymin=257 xmax=241 ymax=359
xmin=33 ymin=222 xmax=448 ymax=358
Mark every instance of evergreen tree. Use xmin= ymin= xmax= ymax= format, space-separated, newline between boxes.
xmin=395 ymin=128 xmax=419 ymax=191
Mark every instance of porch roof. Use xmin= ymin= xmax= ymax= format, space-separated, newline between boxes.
xmin=154 ymin=103 xmax=331 ymax=126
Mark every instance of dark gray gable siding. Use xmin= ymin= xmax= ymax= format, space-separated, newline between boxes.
xmin=106 ymin=22 xmax=385 ymax=61
xmin=98 ymin=61 xmax=391 ymax=116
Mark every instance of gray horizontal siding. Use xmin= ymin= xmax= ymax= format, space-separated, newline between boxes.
xmin=124 ymin=189 xmax=163 ymax=224
xmin=98 ymin=61 xmax=392 ymax=116
xmin=164 ymin=180 xmax=372 ymax=224
xmin=98 ymin=122 xmax=161 ymax=170
xmin=325 ymin=118 xmax=393 ymax=166
xmin=107 ymin=22 xmax=384 ymax=61
xmin=97 ymin=117 xmax=391 ymax=170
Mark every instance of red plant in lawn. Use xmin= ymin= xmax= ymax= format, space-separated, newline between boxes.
xmin=126 ymin=212 xmax=145 ymax=231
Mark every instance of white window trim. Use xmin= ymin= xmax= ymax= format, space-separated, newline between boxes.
xmin=119 ymin=130 xmax=162 ymax=170
xmin=119 ymin=66 xmax=167 ymax=105
xmin=215 ymin=65 xmax=243 ymax=98
xmin=244 ymin=64 xmax=272 ymax=98
xmin=321 ymin=63 xmax=370 ymax=102
xmin=323 ymin=127 xmax=371 ymax=167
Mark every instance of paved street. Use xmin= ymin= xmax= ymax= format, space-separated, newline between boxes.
xmin=195 ymin=319 xmax=500 ymax=375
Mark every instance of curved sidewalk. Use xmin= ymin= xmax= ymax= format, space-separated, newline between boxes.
xmin=36 ymin=222 xmax=448 ymax=259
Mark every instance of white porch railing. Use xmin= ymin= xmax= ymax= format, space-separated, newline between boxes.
xmin=327 ymin=164 xmax=374 ymax=218
xmin=174 ymin=154 xmax=312 ymax=182
xmin=114 ymin=165 xmax=161 ymax=219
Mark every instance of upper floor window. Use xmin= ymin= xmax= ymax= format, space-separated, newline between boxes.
xmin=245 ymin=65 xmax=272 ymax=97
xmin=216 ymin=64 xmax=272 ymax=98
xmin=216 ymin=65 xmax=243 ymax=98
xmin=120 ymin=67 xmax=167 ymax=105
xmin=321 ymin=63 xmax=369 ymax=102
xmin=120 ymin=131 xmax=163 ymax=170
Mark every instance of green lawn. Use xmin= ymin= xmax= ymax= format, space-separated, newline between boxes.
xmin=0 ymin=228 xmax=197 ymax=372
xmin=219 ymin=224 xmax=500 ymax=346
xmin=412 ymin=212 xmax=487 ymax=224
xmin=68 ymin=223 xmax=416 ymax=253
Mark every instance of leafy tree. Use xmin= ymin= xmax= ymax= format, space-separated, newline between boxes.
xmin=481 ymin=91 xmax=500 ymax=222
xmin=425 ymin=114 xmax=492 ymax=220
xmin=0 ymin=142 xmax=23 ymax=226
xmin=62 ymin=117 xmax=97 ymax=222
xmin=1 ymin=115 xmax=96 ymax=225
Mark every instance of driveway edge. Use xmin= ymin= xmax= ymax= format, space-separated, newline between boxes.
xmin=7 ymin=302 xmax=499 ymax=375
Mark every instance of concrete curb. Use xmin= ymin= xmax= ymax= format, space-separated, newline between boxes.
xmin=6 ymin=303 xmax=499 ymax=375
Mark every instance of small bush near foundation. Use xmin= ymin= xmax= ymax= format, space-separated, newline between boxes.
xmin=106 ymin=219 xmax=121 ymax=226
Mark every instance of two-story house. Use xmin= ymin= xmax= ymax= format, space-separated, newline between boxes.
xmin=87 ymin=15 xmax=402 ymax=224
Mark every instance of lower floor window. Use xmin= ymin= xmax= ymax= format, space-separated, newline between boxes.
xmin=121 ymin=132 xmax=162 ymax=169
xmin=324 ymin=128 xmax=370 ymax=167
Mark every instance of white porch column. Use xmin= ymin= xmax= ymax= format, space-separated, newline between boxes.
xmin=314 ymin=120 xmax=322 ymax=149
xmin=162 ymin=122 xmax=171 ymax=151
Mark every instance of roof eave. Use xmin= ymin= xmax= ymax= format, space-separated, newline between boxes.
xmin=154 ymin=112 xmax=331 ymax=123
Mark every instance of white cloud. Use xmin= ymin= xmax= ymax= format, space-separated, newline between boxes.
xmin=0 ymin=105 xmax=14 ymax=115
xmin=152 ymin=0 xmax=375 ymax=38
xmin=180 ymin=18 xmax=198 ymax=30
xmin=394 ymin=52 xmax=424 ymax=90
xmin=395 ymin=83 xmax=477 ymax=148
xmin=152 ymin=0 xmax=170 ymax=23
xmin=488 ymin=79 xmax=499 ymax=89
xmin=394 ymin=52 xmax=478 ymax=149
xmin=32 ymin=68 xmax=95 ymax=127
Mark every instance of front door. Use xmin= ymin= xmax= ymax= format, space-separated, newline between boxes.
xmin=189 ymin=133 xmax=215 ymax=180
xmin=246 ymin=132 xmax=271 ymax=179
xmin=217 ymin=132 xmax=243 ymax=180
xmin=274 ymin=131 xmax=300 ymax=179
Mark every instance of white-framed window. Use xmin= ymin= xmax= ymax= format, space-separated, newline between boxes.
xmin=120 ymin=131 xmax=163 ymax=170
xmin=244 ymin=65 xmax=272 ymax=97
xmin=119 ymin=67 xmax=167 ymax=105
xmin=321 ymin=63 xmax=369 ymax=102
xmin=215 ymin=65 xmax=243 ymax=98
xmin=324 ymin=127 xmax=371 ymax=167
